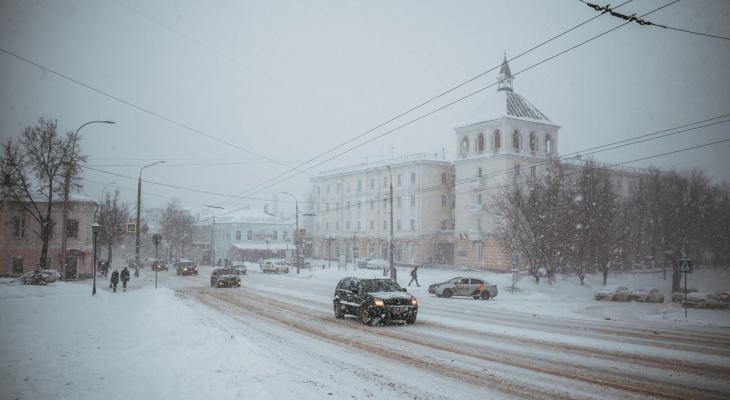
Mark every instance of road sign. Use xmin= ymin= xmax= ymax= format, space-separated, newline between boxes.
xmin=511 ymin=256 xmax=519 ymax=267
xmin=678 ymin=259 xmax=693 ymax=273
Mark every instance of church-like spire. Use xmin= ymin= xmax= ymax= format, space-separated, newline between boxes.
xmin=496 ymin=53 xmax=514 ymax=92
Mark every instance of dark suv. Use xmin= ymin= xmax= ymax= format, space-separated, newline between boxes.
xmin=210 ymin=268 xmax=241 ymax=288
xmin=175 ymin=259 xmax=198 ymax=276
xmin=333 ymin=277 xmax=417 ymax=325
xmin=150 ymin=260 xmax=169 ymax=272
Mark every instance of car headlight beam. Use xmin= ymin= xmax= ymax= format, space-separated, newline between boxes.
xmin=373 ymin=298 xmax=384 ymax=307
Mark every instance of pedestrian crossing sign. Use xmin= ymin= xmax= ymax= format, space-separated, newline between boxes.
xmin=678 ymin=259 xmax=693 ymax=273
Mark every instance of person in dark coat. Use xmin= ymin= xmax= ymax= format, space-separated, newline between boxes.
xmin=120 ymin=267 xmax=130 ymax=292
xmin=110 ymin=269 xmax=120 ymax=292
xmin=408 ymin=266 xmax=420 ymax=287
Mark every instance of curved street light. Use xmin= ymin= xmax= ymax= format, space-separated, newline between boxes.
xmin=61 ymin=120 xmax=115 ymax=281
xmin=135 ymin=161 xmax=165 ymax=266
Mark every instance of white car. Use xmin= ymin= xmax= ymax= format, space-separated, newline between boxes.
xmin=630 ymin=287 xmax=664 ymax=303
xmin=231 ymin=261 xmax=247 ymax=275
xmin=262 ymin=259 xmax=289 ymax=274
xmin=594 ymin=285 xmax=631 ymax=302
xmin=364 ymin=259 xmax=390 ymax=270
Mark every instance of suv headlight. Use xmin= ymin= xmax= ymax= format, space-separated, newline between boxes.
xmin=411 ymin=296 xmax=418 ymax=306
xmin=373 ymin=298 xmax=384 ymax=307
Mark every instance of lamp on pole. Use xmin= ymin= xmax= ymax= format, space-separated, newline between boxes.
xmin=386 ymin=166 xmax=395 ymax=282
xmin=91 ymin=222 xmax=100 ymax=296
xmin=61 ymin=120 xmax=115 ymax=281
xmin=136 ymin=161 xmax=165 ymax=267
xmin=281 ymin=192 xmax=300 ymax=274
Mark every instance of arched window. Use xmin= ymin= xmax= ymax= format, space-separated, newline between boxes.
xmin=493 ymin=130 xmax=501 ymax=149
xmin=529 ymin=132 xmax=537 ymax=152
xmin=477 ymin=133 xmax=485 ymax=152
xmin=461 ymin=136 xmax=469 ymax=157
xmin=512 ymin=130 xmax=520 ymax=149
xmin=545 ymin=134 xmax=553 ymax=154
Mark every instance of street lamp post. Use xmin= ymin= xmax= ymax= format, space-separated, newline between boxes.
xmin=61 ymin=120 xmax=115 ymax=280
xmin=386 ymin=166 xmax=395 ymax=282
xmin=265 ymin=237 xmax=270 ymax=259
xmin=282 ymin=192 xmax=300 ymax=274
xmin=135 ymin=161 xmax=165 ymax=267
xmin=92 ymin=222 xmax=100 ymax=296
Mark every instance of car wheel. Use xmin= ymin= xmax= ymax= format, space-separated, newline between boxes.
xmin=480 ymin=291 xmax=491 ymax=300
xmin=442 ymin=288 xmax=453 ymax=298
xmin=360 ymin=305 xmax=373 ymax=326
xmin=405 ymin=313 xmax=417 ymax=324
xmin=284 ymin=268 xmax=290 ymax=273
xmin=333 ymin=302 xmax=344 ymax=319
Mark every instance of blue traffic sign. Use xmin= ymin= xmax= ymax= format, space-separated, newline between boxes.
xmin=510 ymin=256 xmax=519 ymax=267
xmin=678 ymin=259 xmax=693 ymax=273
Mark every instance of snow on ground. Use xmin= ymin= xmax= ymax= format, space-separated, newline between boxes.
xmin=1 ymin=264 xmax=728 ymax=400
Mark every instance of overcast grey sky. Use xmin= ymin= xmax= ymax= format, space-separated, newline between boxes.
xmin=2 ymin=0 xmax=729 ymax=217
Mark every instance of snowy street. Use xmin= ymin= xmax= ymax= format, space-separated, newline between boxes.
xmin=2 ymin=264 xmax=729 ymax=399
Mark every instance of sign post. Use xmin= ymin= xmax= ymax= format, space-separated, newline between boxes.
xmin=510 ymin=255 xmax=519 ymax=294
xmin=678 ymin=259 xmax=693 ymax=317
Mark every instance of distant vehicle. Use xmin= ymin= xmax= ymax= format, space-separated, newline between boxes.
xmin=150 ymin=260 xmax=169 ymax=272
xmin=683 ymin=292 xmax=726 ymax=309
xmin=20 ymin=269 xmax=57 ymax=285
xmin=210 ymin=268 xmax=241 ymax=288
xmin=594 ymin=285 xmax=631 ymax=302
xmin=364 ymin=259 xmax=390 ymax=270
xmin=629 ymin=287 xmax=664 ymax=303
xmin=231 ymin=261 xmax=247 ymax=275
xmin=262 ymin=259 xmax=289 ymax=274
xmin=719 ymin=292 xmax=730 ymax=304
xmin=333 ymin=277 xmax=417 ymax=325
xmin=428 ymin=277 xmax=498 ymax=300
xmin=355 ymin=257 xmax=373 ymax=269
xmin=671 ymin=288 xmax=699 ymax=303
xmin=175 ymin=259 xmax=198 ymax=276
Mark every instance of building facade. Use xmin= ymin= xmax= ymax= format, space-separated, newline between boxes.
xmin=1 ymin=195 xmax=97 ymax=278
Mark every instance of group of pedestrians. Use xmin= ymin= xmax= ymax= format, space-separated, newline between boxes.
xmin=109 ymin=266 xmax=131 ymax=293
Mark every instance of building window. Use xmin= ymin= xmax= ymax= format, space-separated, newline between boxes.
xmin=358 ymin=201 xmax=361 ymax=210
xmin=461 ymin=136 xmax=469 ymax=157
xmin=411 ymin=172 xmax=416 ymax=184
xmin=383 ymin=176 xmax=387 ymax=188
xmin=370 ymin=178 xmax=374 ymax=190
xmin=545 ymin=134 xmax=553 ymax=154
xmin=531 ymin=166 xmax=536 ymax=177
xmin=336 ymin=184 xmax=340 ymax=194
xmin=236 ymin=230 xmax=242 ymax=240
xmin=12 ymin=257 xmax=24 ymax=274
xmin=336 ymin=202 xmax=339 ymax=211
xmin=514 ymin=164 xmax=521 ymax=176
xmin=477 ymin=193 xmax=482 ymax=204
xmin=477 ymin=133 xmax=485 ymax=152
xmin=358 ymin=180 xmax=362 ymax=190
xmin=273 ymin=231 xmax=278 ymax=240
xmin=513 ymin=130 xmax=520 ymax=149
xmin=476 ymin=244 xmax=483 ymax=261
xmin=383 ymin=220 xmax=387 ymax=230
xmin=66 ymin=219 xmax=79 ymax=238
xmin=529 ymin=132 xmax=537 ymax=152
xmin=14 ymin=218 xmax=25 ymax=238
xmin=397 ymin=174 xmax=402 ymax=186
xmin=327 ymin=185 xmax=330 ymax=194
xmin=442 ymin=173 xmax=447 ymax=184
xmin=382 ymin=198 xmax=388 ymax=208
xmin=317 ymin=186 xmax=320 ymax=195
xmin=326 ymin=203 xmax=330 ymax=211
xmin=283 ymin=231 xmax=288 ymax=241
xmin=442 ymin=195 xmax=447 ymax=207
xmin=247 ymin=231 xmax=253 ymax=240
xmin=370 ymin=200 xmax=374 ymax=210
xmin=397 ymin=197 xmax=402 ymax=208
xmin=410 ymin=219 xmax=416 ymax=231
xmin=441 ymin=220 xmax=448 ymax=230
xmin=493 ymin=130 xmax=501 ymax=149
xmin=410 ymin=195 xmax=416 ymax=206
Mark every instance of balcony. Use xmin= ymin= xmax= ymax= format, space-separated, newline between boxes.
xmin=469 ymin=178 xmax=485 ymax=189
xmin=468 ymin=204 xmax=484 ymax=213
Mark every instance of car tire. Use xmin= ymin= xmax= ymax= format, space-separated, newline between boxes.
xmin=334 ymin=302 xmax=344 ymax=319
xmin=360 ymin=305 xmax=373 ymax=326
xmin=442 ymin=288 xmax=453 ymax=298
xmin=284 ymin=268 xmax=290 ymax=274
xmin=480 ymin=291 xmax=491 ymax=300
xmin=405 ymin=313 xmax=417 ymax=324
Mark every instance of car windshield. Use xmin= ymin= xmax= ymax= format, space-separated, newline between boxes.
xmin=360 ymin=279 xmax=402 ymax=293
xmin=219 ymin=269 xmax=236 ymax=275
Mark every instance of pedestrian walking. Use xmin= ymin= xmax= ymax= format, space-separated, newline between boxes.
xmin=120 ymin=267 xmax=130 ymax=292
xmin=408 ymin=266 xmax=420 ymax=287
xmin=110 ymin=269 xmax=120 ymax=292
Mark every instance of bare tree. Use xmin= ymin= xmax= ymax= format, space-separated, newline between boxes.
xmin=98 ymin=188 xmax=131 ymax=267
xmin=0 ymin=118 xmax=86 ymax=269
xmin=161 ymin=198 xmax=195 ymax=260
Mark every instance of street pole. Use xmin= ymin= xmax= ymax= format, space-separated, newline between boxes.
xmin=92 ymin=223 xmax=100 ymax=296
xmin=60 ymin=120 xmax=115 ymax=280
xmin=387 ymin=166 xmax=395 ymax=282
xmin=282 ymin=192 xmax=300 ymax=274
xmin=352 ymin=233 xmax=356 ymax=270
xmin=136 ymin=161 xmax=164 ymax=268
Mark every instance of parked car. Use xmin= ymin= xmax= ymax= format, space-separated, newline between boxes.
xmin=364 ymin=259 xmax=390 ymax=270
xmin=20 ymin=269 xmax=58 ymax=285
xmin=175 ymin=259 xmax=198 ymax=276
xmin=594 ymin=285 xmax=631 ymax=301
xmin=630 ymin=287 xmax=664 ymax=303
xmin=671 ymin=288 xmax=699 ymax=303
xmin=333 ymin=277 xmax=417 ymax=325
xmin=428 ymin=277 xmax=498 ymax=300
xmin=683 ymin=292 xmax=726 ymax=309
xmin=719 ymin=292 xmax=730 ymax=304
xmin=231 ymin=261 xmax=247 ymax=275
xmin=150 ymin=260 xmax=169 ymax=272
xmin=262 ymin=259 xmax=289 ymax=274
xmin=355 ymin=257 xmax=373 ymax=269
xmin=210 ymin=268 xmax=242 ymax=288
